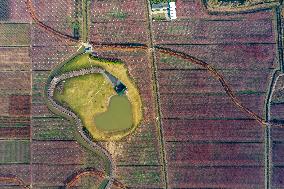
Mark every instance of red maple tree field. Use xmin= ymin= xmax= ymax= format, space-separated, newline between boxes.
xmin=89 ymin=0 xmax=149 ymax=44
xmin=168 ymin=166 xmax=265 ymax=188
xmin=0 ymin=47 xmax=31 ymax=71
xmin=90 ymin=0 xmax=147 ymax=22
xmin=8 ymin=0 xmax=31 ymax=22
xmin=89 ymin=22 xmax=149 ymax=44
xmin=152 ymin=0 xmax=278 ymax=187
xmin=32 ymin=0 xmax=77 ymax=37
xmin=152 ymin=9 xmax=274 ymax=45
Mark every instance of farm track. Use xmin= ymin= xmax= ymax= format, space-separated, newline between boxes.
xmin=26 ymin=0 xmax=78 ymax=43
xmin=154 ymin=46 xmax=266 ymax=125
xmin=24 ymin=0 xmax=283 ymax=188
xmin=0 ymin=176 xmax=29 ymax=189
xmin=86 ymin=43 xmax=273 ymax=127
xmin=65 ymin=168 xmax=126 ymax=189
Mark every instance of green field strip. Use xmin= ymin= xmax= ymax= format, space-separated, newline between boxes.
xmin=0 ymin=140 xmax=30 ymax=164
xmin=32 ymin=118 xmax=75 ymax=140
xmin=0 ymin=117 xmax=30 ymax=127
xmin=32 ymin=128 xmax=75 ymax=141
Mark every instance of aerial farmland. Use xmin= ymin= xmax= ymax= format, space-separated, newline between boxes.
xmin=0 ymin=0 xmax=284 ymax=188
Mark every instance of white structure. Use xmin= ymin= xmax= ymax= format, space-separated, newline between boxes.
xmin=83 ymin=42 xmax=93 ymax=53
xmin=151 ymin=3 xmax=168 ymax=11
xmin=169 ymin=2 xmax=177 ymax=20
xmin=151 ymin=1 xmax=177 ymax=21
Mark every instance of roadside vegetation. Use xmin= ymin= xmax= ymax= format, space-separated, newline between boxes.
xmin=107 ymin=10 xmax=128 ymax=20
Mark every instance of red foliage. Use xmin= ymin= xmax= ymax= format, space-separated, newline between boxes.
xmin=9 ymin=95 xmax=31 ymax=116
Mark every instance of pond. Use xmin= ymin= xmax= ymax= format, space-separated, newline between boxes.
xmin=94 ymin=95 xmax=133 ymax=132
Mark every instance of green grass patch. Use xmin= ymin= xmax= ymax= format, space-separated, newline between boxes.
xmin=152 ymin=12 xmax=167 ymax=20
xmin=107 ymin=10 xmax=128 ymax=20
xmin=32 ymin=117 xmax=75 ymax=140
xmin=57 ymin=53 xmax=91 ymax=74
xmin=123 ymin=167 xmax=162 ymax=185
xmin=51 ymin=52 xmax=142 ymax=141
xmin=0 ymin=140 xmax=30 ymax=163
xmin=54 ymin=74 xmax=117 ymax=139
xmin=36 ymin=126 xmax=74 ymax=140
xmin=0 ymin=117 xmax=30 ymax=127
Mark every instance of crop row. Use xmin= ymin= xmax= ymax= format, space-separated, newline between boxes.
xmin=162 ymin=119 xmax=264 ymax=142
xmin=156 ymin=44 xmax=276 ymax=70
xmin=175 ymin=0 xmax=273 ymax=20
xmin=90 ymin=0 xmax=147 ymax=22
xmin=9 ymin=0 xmax=30 ymax=21
xmin=0 ymin=127 xmax=29 ymax=139
xmin=168 ymin=166 xmax=264 ymax=188
xmin=152 ymin=14 xmax=274 ymax=44
xmin=0 ymin=116 xmax=30 ymax=127
xmin=89 ymin=21 xmax=149 ymax=44
xmin=32 ymin=140 xmax=85 ymax=165
xmin=31 ymin=164 xmax=81 ymax=186
xmin=31 ymin=46 xmax=77 ymax=70
xmin=0 ymin=47 xmax=31 ymax=71
xmin=31 ymin=26 xmax=76 ymax=47
xmin=160 ymin=93 xmax=265 ymax=119
xmin=32 ymin=117 xmax=74 ymax=140
xmin=0 ymin=140 xmax=30 ymax=164
xmin=0 ymin=164 xmax=30 ymax=184
xmin=0 ymin=0 xmax=31 ymax=22
xmin=154 ymin=15 xmax=274 ymax=186
xmin=99 ymin=123 xmax=160 ymax=166
xmin=32 ymin=71 xmax=61 ymax=117
xmin=32 ymin=0 xmax=77 ymax=37
xmin=166 ymin=142 xmax=264 ymax=166
xmin=158 ymin=69 xmax=272 ymax=94
xmin=0 ymin=71 xmax=31 ymax=95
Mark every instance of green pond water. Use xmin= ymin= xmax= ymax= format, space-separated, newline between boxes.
xmin=94 ymin=95 xmax=133 ymax=132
